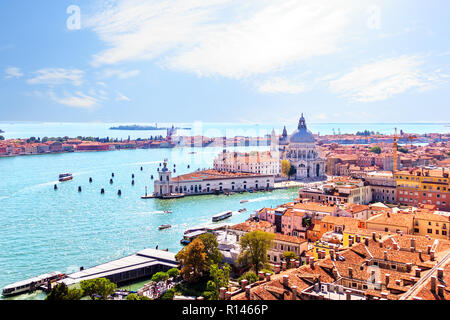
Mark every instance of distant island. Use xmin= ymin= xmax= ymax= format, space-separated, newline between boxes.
xmin=110 ymin=124 xmax=191 ymax=131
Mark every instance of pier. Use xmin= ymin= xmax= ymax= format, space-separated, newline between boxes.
xmin=59 ymin=249 xmax=178 ymax=287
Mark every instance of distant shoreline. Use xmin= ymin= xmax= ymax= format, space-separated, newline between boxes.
xmin=110 ymin=125 xmax=191 ymax=131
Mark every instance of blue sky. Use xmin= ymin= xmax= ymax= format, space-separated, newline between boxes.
xmin=1 ymin=0 xmax=449 ymax=124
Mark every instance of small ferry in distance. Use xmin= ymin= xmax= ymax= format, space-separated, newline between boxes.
xmin=158 ymin=224 xmax=172 ymax=230
xmin=212 ymin=211 xmax=233 ymax=222
xmin=59 ymin=173 xmax=73 ymax=182
xmin=2 ymin=271 xmax=65 ymax=297
xmin=240 ymin=200 xmax=249 ymax=204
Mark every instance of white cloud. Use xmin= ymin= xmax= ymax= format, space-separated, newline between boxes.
xmin=86 ymin=0 xmax=362 ymax=79
xmin=115 ymin=92 xmax=131 ymax=101
xmin=100 ymin=68 xmax=141 ymax=79
xmin=329 ymin=56 xmax=447 ymax=102
xmin=27 ymin=68 xmax=84 ymax=86
xmin=257 ymin=77 xmax=307 ymax=94
xmin=5 ymin=67 xmax=23 ymax=78
xmin=49 ymin=90 xmax=99 ymax=109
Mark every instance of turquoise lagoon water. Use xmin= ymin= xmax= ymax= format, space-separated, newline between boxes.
xmin=0 ymin=145 xmax=299 ymax=299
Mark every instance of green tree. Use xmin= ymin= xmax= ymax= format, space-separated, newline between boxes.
xmin=42 ymin=137 xmax=49 ymax=143
xmin=151 ymin=272 xmax=169 ymax=283
xmin=281 ymin=160 xmax=291 ymax=177
xmin=126 ymin=293 xmax=151 ymax=300
xmin=282 ymin=251 xmax=298 ymax=268
xmin=45 ymin=283 xmax=83 ymax=300
xmin=369 ymin=146 xmax=381 ymax=154
xmin=167 ymin=268 xmax=180 ymax=278
xmin=197 ymin=233 xmax=223 ymax=267
xmin=238 ymin=271 xmax=258 ymax=285
xmin=204 ymin=263 xmax=231 ymax=300
xmin=160 ymin=288 xmax=175 ymax=300
xmin=236 ymin=231 xmax=275 ymax=274
xmin=176 ymin=238 xmax=209 ymax=283
xmin=0 ymin=135 xmax=4 ymax=141
xmin=80 ymin=278 xmax=117 ymax=300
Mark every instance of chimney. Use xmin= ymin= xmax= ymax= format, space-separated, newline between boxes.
xmin=385 ymin=274 xmax=390 ymax=286
xmin=345 ymin=290 xmax=352 ymax=301
xmin=365 ymin=238 xmax=369 ymax=246
xmin=290 ymin=259 xmax=296 ymax=268
xmin=225 ymin=291 xmax=232 ymax=300
xmin=283 ymin=275 xmax=289 ymax=287
xmin=430 ymin=250 xmax=435 ymax=261
xmin=281 ymin=261 xmax=287 ymax=271
xmin=258 ymin=271 xmax=265 ymax=281
xmin=330 ymin=250 xmax=335 ymax=261
xmin=295 ymin=260 xmax=300 ymax=268
xmin=430 ymin=276 xmax=437 ymax=293
xmin=437 ymin=268 xmax=444 ymax=280
xmin=406 ymin=263 xmax=412 ymax=272
xmin=379 ymin=240 xmax=383 ymax=248
xmin=395 ymin=279 xmax=401 ymax=286
xmin=348 ymin=267 xmax=353 ymax=279
xmin=438 ymin=285 xmax=445 ymax=297
xmin=427 ymin=245 xmax=431 ymax=254
xmin=349 ymin=237 xmax=354 ymax=247
xmin=292 ymin=286 xmax=297 ymax=300
xmin=274 ymin=264 xmax=281 ymax=274
xmin=384 ymin=251 xmax=388 ymax=261
xmin=265 ymin=273 xmax=271 ymax=282
xmin=418 ymin=250 xmax=422 ymax=261
xmin=380 ymin=292 xmax=388 ymax=300
xmin=356 ymin=235 xmax=361 ymax=243
xmin=415 ymin=268 xmax=421 ymax=278
xmin=372 ymin=232 xmax=376 ymax=241
xmin=336 ymin=252 xmax=340 ymax=260
xmin=241 ymin=279 xmax=248 ymax=290
xmin=309 ymin=256 xmax=315 ymax=268
xmin=219 ymin=287 xmax=226 ymax=300
xmin=411 ymin=238 xmax=416 ymax=251
xmin=245 ymin=285 xmax=251 ymax=300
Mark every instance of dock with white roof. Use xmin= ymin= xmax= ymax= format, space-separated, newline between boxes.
xmin=60 ymin=248 xmax=178 ymax=287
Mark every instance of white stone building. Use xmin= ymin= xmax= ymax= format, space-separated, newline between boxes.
xmin=153 ymin=160 xmax=275 ymax=198
xmin=213 ymin=150 xmax=280 ymax=176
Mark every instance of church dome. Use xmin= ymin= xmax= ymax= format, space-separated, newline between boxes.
xmin=289 ymin=114 xmax=315 ymax=143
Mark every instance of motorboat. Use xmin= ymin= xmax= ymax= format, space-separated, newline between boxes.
xmin=58 ymin=173 xmax=73 ymax=182
xmin=158 ymin=224 xmax=172 ymax=230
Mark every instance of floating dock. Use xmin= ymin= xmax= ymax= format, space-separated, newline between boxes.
xmin=59 ymin=248 xmax=178 ymax=287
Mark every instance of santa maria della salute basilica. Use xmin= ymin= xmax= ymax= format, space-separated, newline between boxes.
xmin=271 ymin=114 xmax=326 ymax=181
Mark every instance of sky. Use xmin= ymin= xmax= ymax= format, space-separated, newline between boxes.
xmin=0 ymin=0 xmax=449 ymax=124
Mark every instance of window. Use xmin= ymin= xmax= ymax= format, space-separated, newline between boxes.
xmin=427 ymin=229 xmax=432 ymax=234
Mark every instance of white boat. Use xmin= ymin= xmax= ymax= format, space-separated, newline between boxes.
xmin=2 ymin=271 xmax=65 ymax=297
xmin=212 ymin=211 xmax=233 ymax=222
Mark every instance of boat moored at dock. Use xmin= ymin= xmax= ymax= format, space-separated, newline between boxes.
xmin=2 ymin=271 xmax=65 ymax=297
